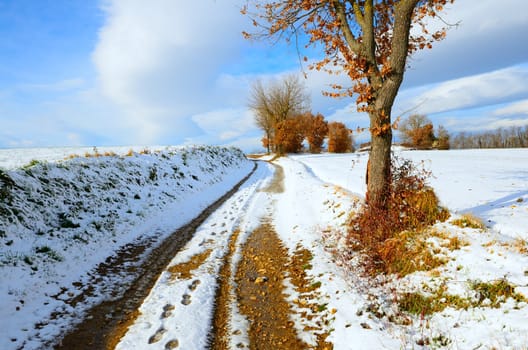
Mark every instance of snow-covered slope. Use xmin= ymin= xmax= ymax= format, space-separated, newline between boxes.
xmin=0 ymin=145 xmax=253 ymax=349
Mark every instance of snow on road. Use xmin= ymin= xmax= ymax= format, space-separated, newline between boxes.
xmin=117 ymin=157 xmax=401 ymax=349
xmin=116 ymin=161 xmax=274 ymax=349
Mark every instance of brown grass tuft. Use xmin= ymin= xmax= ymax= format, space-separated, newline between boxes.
xmin=451 ymin=213 xmax=486 ymax=230
xmin=65 ymin=154 xmax=80 ymax=160
xmin=377 ymin=230 xmax=446 ymax=276
xmin=348 ymin=155 xmax=450 ymax=275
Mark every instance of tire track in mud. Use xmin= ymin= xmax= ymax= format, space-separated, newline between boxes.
xmin=54 ymin=163 xmax=257 ymax=350
xmin=210 ymin=162 xmax=332 ymax=350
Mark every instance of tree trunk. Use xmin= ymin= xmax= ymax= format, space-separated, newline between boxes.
xmin=266 ymin=130 xmax=271 ymax=154
xmin=364 ymin=0 xmax=416 ymax=209
xmin=367 ymin=112 xmax=392 ymax=209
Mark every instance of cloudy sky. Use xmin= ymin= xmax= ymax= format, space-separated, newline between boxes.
xmin=1 ymin=0 xmax=527 ymax=151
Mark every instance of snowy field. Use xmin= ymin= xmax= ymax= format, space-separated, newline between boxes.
xmin=292 ymin=148 xmax=528 ymax=240
xmin=1 ymin=146 xmax=528 ymax=349
xmin=0 ymin=145 xmax=175 ymax=170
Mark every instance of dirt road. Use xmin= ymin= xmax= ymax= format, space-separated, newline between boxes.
xmin=56 ymin=159 xmax=340 ymax=349
xmin=54 ymin=164 xmax=257 ymax=350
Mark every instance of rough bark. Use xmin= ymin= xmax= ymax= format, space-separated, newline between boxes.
xmin=366 ymin=0 xmax=417 ymax=209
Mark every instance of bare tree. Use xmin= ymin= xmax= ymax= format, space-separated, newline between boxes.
xmin=249 ymin=80 xmax=275 ymax=153
xmin=451 ymin=125 xmax=528 ymax=149
xmin=248 ymin=74 xmax=310 ymax=153
xmin=435 ymin=125 xmax=450 ymax=150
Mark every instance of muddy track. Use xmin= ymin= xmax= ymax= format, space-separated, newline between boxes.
xmin=209 ymin=162 xmax=332 ymax=350
xmin=54 ymin=162 xmax=257 ymax=350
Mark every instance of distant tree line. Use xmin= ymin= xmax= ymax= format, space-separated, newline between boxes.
xmin=451 ymin=126 xmax=528 ymax=149
xmin=249 ymin=75 xmax=354 ymax=154
xmin=398 ymin=114 xmax=528 ymax=150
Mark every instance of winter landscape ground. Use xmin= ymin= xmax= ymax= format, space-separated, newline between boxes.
xmin=1 ymin=146 xmax=527 ymax=349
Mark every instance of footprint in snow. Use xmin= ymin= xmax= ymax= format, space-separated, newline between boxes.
xmin=149 ymin=327 xmax=167 ymax=344
xmin=189 ymin=279 xmax=201 ymax=291
xmin=161 ymin=304 xmax=175 ymax=319
xmin=181 ymin=294 xmax=192 ymax=305
xmin=165 ymin=339 xmax=179 ymax=349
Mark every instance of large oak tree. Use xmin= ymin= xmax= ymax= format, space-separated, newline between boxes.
xmin=243 ymin=0 xmax=454 ymax=209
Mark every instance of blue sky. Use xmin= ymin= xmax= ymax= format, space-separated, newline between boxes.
xmin=1 ymin=0 xmax=527 ymax=151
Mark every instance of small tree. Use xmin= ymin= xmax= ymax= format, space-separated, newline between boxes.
xmin=435 ymin=125 xmax=450 ymax=150
xmin=304 ymin=112 xmax=328 ymax=153
xmin=328 ymin=121 xmax=353 ymax=153
xmin=274 ymin=117 xmax=305 ymax=154
xmin=249 ymin=75 xmax=310 ymax=153
xmin=413 ymin=123 xmax=435 ymax=149
xmin=399 ymin=114 xmax=435 ymax=149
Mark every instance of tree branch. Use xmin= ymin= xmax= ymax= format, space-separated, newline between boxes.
xmin=331 ymin=0 xmax=362 ymax=54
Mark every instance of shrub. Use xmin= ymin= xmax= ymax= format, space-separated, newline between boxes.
xmin=304 ymin=112 xmax=328 ymax=153
xmin=274 ymin=118 xmax=305 ymax=154
xmin=327 ymin=121 xmax=353 ymax=153
xmin=451 ymin=213 xmax=486 ymax=230
xmin=348 ymin=155 xmax=449 ymax=274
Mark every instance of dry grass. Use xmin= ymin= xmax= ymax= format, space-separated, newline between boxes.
xmin=451 ymin=213 xmax=486 ymax=230
xmin=245 ymin=153 xmax=266 ymax=159
xmin=430 ymin=230 xmax=470 ymax=251
xmin=444 ymin=235 xmax=470 ymax=250
xmin=470 ymin=279 xmax=527 ymax=307
xmin=501 ymin=238 xmax=528 ymax=255
xmin=65 ymin=154 xmax=80 ymax=160
xmin=348 ymin=156 xmax=450 ymax=275
xmin=376 ymin=230 xmax=447 ymax=276
xmin=399 ymin=278 xmax=527 ymax=316
xmin=399 ymin=289 xmax=469 ymax=315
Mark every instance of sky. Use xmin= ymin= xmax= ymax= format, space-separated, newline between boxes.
xmin=0 ymin=0 xmax=527 ymax=152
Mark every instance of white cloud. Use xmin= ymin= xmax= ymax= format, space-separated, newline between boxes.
xmin=488 ymin=118 xmax=528 ymax=130
xmin=223 ymin=135 xmax=263 ymax=153
xmin=191 ymin=108 xmax=257 ymax=141
xmin=396 ymin=65 xmax=528 ymax=116
xmin=405 ymin=0 xmax=528 ymax=87
xmin=493 ymin=99 xmax=528 ymax=117
xmin=92 ymin=0 xmax=249 ymax=144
